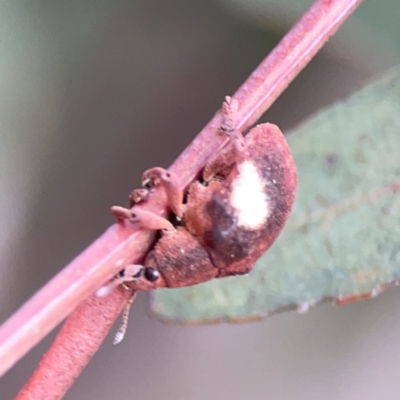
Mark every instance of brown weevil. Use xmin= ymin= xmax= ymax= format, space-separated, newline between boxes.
xmin=109 ymin=96 xmax=297 ymax=294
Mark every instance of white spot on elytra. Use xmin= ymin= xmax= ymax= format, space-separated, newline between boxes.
xmin=230 ymin=161 xmax=269 ymax=229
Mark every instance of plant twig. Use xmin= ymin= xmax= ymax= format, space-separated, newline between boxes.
xmin=16 ymin=288 xmax=131 ymax=400
xmin=0 ymin=0 xmax=363 ymax=396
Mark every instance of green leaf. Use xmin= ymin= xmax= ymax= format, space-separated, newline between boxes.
xmin=150 ymin=67 xmax=400 ymax=324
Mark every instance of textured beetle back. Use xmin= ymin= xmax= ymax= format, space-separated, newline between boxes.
xmin=189 ymin=123 xmax=297 ymax=277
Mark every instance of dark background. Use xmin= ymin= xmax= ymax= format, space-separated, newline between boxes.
xmin=1 ymin=1 xmax=400 ymax=399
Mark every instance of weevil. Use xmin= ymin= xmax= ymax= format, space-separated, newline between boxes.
xmin=106 ymin=97 xmax=297 ymax=342
xmin=110 ymin=97 xmax=297 ymax=291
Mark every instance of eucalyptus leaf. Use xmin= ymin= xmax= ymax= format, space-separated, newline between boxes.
xmin=150 ymin=66 xmax=400 ymax=323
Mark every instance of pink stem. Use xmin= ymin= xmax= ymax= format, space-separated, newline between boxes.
xmin=0 ymin=0 xmax=362 ymax=395
xmin=16 ymin=288 xmax=132 ymax=399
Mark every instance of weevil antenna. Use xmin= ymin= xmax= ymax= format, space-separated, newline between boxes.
xmin=113 ymin=291 xmax=137 ymax=345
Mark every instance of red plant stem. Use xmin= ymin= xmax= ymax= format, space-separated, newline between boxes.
xmin=17 ymin=288 xmax=132 ymax=400
xmin=0 ymin=0 xmax=362 ymax=394
xmin=171 ymin=0 xmax=363 ymax=185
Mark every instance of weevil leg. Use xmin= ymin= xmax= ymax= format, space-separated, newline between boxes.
xmin=141 ymin=167 xmax=183 ymax=218
xmin=220 ymin=96 xmax=238 ymax=136
xmin=203 ymin=96 xmax=245 ymax=182
xmin=111 ymin=205 xmax=174 ymax=231
xmin=128 ymin=188 xmax=149 ymax=207
xmin=220 ymin=96 xmax=245 ymax=151
xmin=203 ymin=144 xmax=236 ymax=182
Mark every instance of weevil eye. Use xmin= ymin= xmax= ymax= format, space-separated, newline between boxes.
xmin=144 ymin=267 xmax=160 ymax=282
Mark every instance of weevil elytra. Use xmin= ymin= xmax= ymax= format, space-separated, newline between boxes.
xmin=110 ymin=97 xmax=297 ymax=292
